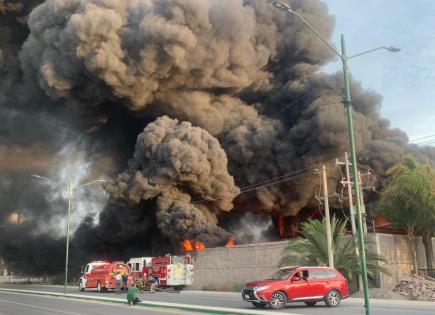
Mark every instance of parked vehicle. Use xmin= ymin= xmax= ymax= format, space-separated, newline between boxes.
xmin=127 ymin=257 xmax=153 ymax=280
xmin=79 ymin=261 xmax=133 ymax=292
xmin=79 ymin=261 xmax=105 ymax=292
xmin=128 ymin=254 xmax=194 ymax=291
xmin=242 ymin=266 xmax=349 ymax=310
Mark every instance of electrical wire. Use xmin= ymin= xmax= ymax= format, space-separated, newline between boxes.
xmin=192 ymin=158 xmax=338 ymax=205
xmin=409 ymin=134 xmax=435 ymax=143
xmin=411 ymin=139 xmax=435 ymax=146
xmin=270 ymin=88 xmax=323 ymax=118
xmin=192 ymin=169 xmax=314 ymax=205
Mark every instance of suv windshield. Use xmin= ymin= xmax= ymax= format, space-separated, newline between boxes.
xmin=268 ymin=268 xmax=295 ymax=280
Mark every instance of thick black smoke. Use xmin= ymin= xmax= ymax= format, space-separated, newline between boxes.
xmin=1 ymin=0 xmax=434 ymax=276
xmin=104 ymin=116 xmax=239 ymax=244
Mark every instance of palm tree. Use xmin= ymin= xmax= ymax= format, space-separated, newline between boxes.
xmin=280 ymin=216 xmax=390 ymax=281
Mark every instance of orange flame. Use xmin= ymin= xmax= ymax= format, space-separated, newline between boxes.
xmin=194 ymin=240 xmax=205 ymax=250
xmin=374 ymin=217 xmax=390 ymax=226
xmin=181 ymin=240 xmax=205 ymax=251
xmin=181 ymin=240 xmax=193 ymax=251
xmin=225 ymin=237 xmax=235 ymax=248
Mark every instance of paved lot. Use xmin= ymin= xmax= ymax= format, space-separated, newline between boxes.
xmin=1 ymin=285 xmax=434 ymax=314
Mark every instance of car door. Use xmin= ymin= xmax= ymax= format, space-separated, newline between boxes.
xmin=286 ymin=269 xmax=310 ymax=300
xmin=305 ymin=269 xmax=327 ymax=298
xmin=85 ymin=265 xmax=95 ymax=288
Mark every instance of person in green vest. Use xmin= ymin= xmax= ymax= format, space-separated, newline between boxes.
xmin=127 ymin=283 xmax=141 ymax=306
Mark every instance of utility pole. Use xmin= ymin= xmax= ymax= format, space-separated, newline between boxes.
xmin=345 ymin=152 xmax=356 ymax=235
xmin=337 ymin=153 xmax=362 ymax=291
xmin=358 ymin=171 xmax=368 ymax=234
xmin=322 ymin=165 xmax=334 ymax=268
xmin=337 ymin=152 xmax=357 ymax=236
xmin=64 ymin=179 xmax=72 ymax=295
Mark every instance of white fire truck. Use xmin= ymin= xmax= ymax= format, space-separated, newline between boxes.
xmin=127 ymin=254 xmax=194 ymax=290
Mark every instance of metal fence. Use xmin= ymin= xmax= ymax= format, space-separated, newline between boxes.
xmin=418 ymin=269 xmax=435 ymax=279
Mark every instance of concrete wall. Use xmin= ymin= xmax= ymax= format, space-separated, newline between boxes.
xmin=191 ymin=241 xmax=288 ymax=291
xmin=375 ymin=234 xmax=435 ymax=289
xmin=190 ymin=234 xmax=435 ymax=291
xmin=0 ymin=275 xmax=49 ymax=284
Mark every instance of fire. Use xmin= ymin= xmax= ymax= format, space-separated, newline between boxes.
xmin=181 ymin=240 xmax=205 ymax=251
xmin=225 ymin=237 xmax=235 ymax=247
xmin=8 ymin=212 xmax=25 ymax=224
xmin=374 ymin=217 xmax=390 ymax=227
xmin=194 ymin=240 xmax=205 ymax=250
xmin=181 ymin=240 xmax=193 ymax=251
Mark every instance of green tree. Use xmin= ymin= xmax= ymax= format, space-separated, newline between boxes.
xmin=376 ymin=155 xmax=435 ymax=271
xmin=280 ymin=216 xmax=389 ymax=281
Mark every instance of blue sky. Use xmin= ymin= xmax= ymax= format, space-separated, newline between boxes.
xmin=321 ymin=0 xmax=435 ymax=141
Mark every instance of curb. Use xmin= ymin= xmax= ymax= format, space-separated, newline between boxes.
xmin=0 ymin=288 xmax=298 ymax=315
xmin=346 ymin=297 xmax=435 ymax=306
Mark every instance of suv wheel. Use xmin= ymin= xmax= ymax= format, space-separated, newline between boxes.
xmin=79 ymin=281 xmax=85 ymax=292
xmin=252 ymin=302 xmax=267 ymax=309
xmin=304 ymin=301 xmax=317 ymax=306
xmin=269 ymin=291 xmax=287 ymax=310
xmin=324 ymin=289 xmax=341 ymax=307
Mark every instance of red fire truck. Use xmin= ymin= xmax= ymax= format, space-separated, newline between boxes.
xmin=79 ymin=261 xmax=133 ymax=292
xmin=127 ymin=254 xmax=194 ymax=290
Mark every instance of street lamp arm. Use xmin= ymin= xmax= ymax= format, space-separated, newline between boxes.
xmin=74 ymin=179 xmax=108 ymax=191
xmin=32 ymin=174 xmax=62 ymax=187
xmin=272 ymin=2 xmax=341 ymax=58
xmin=348 ymin=46 xmax=401 ymax=60
xmin=292 ymin=11 xmax=342 ymax=58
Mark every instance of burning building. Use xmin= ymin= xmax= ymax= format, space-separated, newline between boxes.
xmin=1 ymin=0 xmax=434 ymax=275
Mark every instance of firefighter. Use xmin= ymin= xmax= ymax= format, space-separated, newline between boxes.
xmin=121 ymin=272 xmax=128 ymax=292
xmin=148 ymin=275 xmax=158 ymax=293
xmin=115 ymin=272 xmax=122 ymax=295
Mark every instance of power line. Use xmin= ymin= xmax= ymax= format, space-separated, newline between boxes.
xmin=192 ymin=170 xmax=313 ymax=205
xmin=409 ymin=134 xmax=435 ymax=143
xmin=271 ymin=88 xmax=323 ymax=118
xmin=191 ymin=158 xmax=338 ymax=205
xmin=411 ymin=139 xmax=435 ymax=146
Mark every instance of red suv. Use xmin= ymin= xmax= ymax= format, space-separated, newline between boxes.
xmin=242 ymin=266 xmax=349 ymax=310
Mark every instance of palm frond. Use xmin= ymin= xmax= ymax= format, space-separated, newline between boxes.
xmin=280 ymin=216 xmax=390 ymax=281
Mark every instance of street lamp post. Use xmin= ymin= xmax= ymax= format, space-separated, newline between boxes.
xmin=32 ymin=175 xmax=107 ymax=295
xmin=272 ymin=2 xmax=400 ymax=315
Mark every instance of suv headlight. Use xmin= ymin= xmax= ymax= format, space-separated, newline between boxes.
xmin=253 ymin=285 xmax=269 ymax=292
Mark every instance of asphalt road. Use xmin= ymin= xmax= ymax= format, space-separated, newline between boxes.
xmin=0 ymin=290 xmax=193 ymax=315
xmin=1 ymin=284 xmax=434 ymax=315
